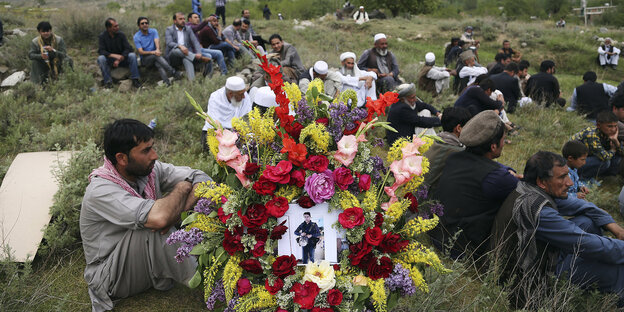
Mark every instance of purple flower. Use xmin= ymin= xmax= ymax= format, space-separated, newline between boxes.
xmin=304 ymin=170 xmax=335 ymax=204
xmin=194 ymin=198 xmax=214 ymax=214
xmin=430 ymin=202 xmax=444 ymax=217
xmin=166 ymin=227 xmax=203 ymax=263
xmin=223 ymin=295 xmax=240 ymax=312
xmin=370 ymin=156 xmax=386 ymax=180
xmin=372 ymin=138 xmax=385 ymax=147
xmin=385 ymin=263 xmax=416 ymax=296
xmin=295 ymin=99 xmax=314 ymax=124
xmin=206 ymin=279 xmax=226 ymax=310
xmin=416 ymin=185 xmax=429 ymax=200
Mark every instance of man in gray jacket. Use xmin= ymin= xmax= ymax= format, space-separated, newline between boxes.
xmin=165 ymin=12 xmax=211 ymax=81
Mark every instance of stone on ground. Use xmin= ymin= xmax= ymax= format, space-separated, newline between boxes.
xmin=1 ymin=71 xmax=26 ymax=87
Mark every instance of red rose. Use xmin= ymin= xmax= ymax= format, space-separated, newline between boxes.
xmin=348 ymin=240 xmax=372 ymax=266
xmin=239 ymin=259 xmax=263 ymax=274
xmin=243 ymin=162 xmax=260 ymax=176
xmin=253 ymin=175 xmax=276 ymax=195
xmin=358 ymin=173 xmax=371 ymax=191
xmin=333 ymin=167 xmax=354 ymax=191
xmin=276 ymin=309 xmax=288 ymax=312
xmin=297 ymin=195 xmax=315 ymax=208
xmin=218 ymin=207 xmax=232 ymax=224
xmin=238 ymin=204 xmax=269 ymax=228
xmin=338 ymin=207 xmax=365 ymax=229
xmin=237 ymin=278 xmax=252 ymax=295
xmin=266 ymin=196 xmax=290 ymax=218
xmin=271 ymin=220 xmax=288 ymax=240
xmin=327 ymin=289 xmax=344 ymax=306
xmin=304 ymin=155 xmax=329 ymax=173
xmin=248 ymin=228 xmax=268 ymax=242
xmin=289 ymin=169 xmax=306 ymax=187
xmin=291 ymin=281 xmax=320 ymax=309
xmin=311 ymin=308 xmax=333 ymax=312
xmin=223 ymin=229 xmax=243 ymax=255
xmin=264 ymin=160 xmax=293 ymax=184
xmin=366 ymin=256 xmax=393 ymax=280
xmin=272 ymin=254 xmax=297 ymax=278
xmin=379 ymin=232 xmax=409 ymax=253
xmin=265 ymin=277 xmax=284 ymax=295
xmin=364 ymin=227 xmax=384 ymax=246
xmin=404 ymin=193 xmax=419 ymax=213
xmin=333 ymin=264 xmax=340 ymax=271
xmin=315 ymin=117 xmax=329 ymax=126
xmin=252 ymin=240 xmax=266 ymax=257
xmin=374 ymin=212 xmax=384 ymax=228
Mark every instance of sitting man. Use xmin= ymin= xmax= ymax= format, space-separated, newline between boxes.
xmin=458 ymin=53 xmax=487 ymax=86
xmin=460 ymin=26 xmax=480 ymax=62
xmin=386 ymin=83 xmax=441 ymax=146
xmin=487 ymin=53 xmax=511 ymax=75
xmin=612 ymin=89 xmax=624 ymax=144
xmin=298 ymin=60 xmax=343 ymax=98
xmin=186 ymin=13 xmax=228 ymax=75
xmin=339 ymin=51 xmax=377 ymax=107
xmin=418 ymin=52 xmax=455 ymax=96
xmin=29 ymin=21 xmax=70 ymax=84
xmin=165 ymin=12 xmax=212 ymax=81
xmin=80 ymin=119 xmax=210 ymax=312
xmin=353 ymin=6 xmax=369 ymax=24
xmin=269 ymin=33 xmax=305 ymax=83
xmin=358 ymin=33 xmax=400 ymax=93
xmin=241 ymin=9 xmax=267 ymax=51
xmin=489 ymin=62 xmax=521 ymax=113
xmin=498 ymin=40 xmax=522 ymax=63
xmin=430 ymin=110 xmax=520 ymax=261
xmin=423 ymin=106 xmax=472 ymax=192
xmin=491 ymin=151 xmax=624 ymax=309
xmin=599 ymin=38 xmax=620 ymax=70
xmin=446 ymin=39 xmax=465 ymax=68
xmin=525 ymin=60 xmax=565 ymax=107
xmin=454 ymin=77 xmax=504 ymax=116
xmin=239 ymin=19 xmax=261 ymax=54
xmin=97 ymin=18 xmax=141 ymax=88
xmin=201 ymin=77 xmax=252 ymax=148
xmin=197 ymin=15 xmax=236 ymax=66
xmin=571 ymin=110 xmax=624 ymax=179
xmin=222 ymin=18 xmax=251 ymax=57
xmin=568 ymin=71 xmax=617 ymax=120
xmin=443 ymin=37 xmax=460 ymax=67
xmin=133 ymin=17 xmax=181 ymax=86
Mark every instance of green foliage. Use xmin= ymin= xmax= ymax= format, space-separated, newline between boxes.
xmin=0 ymin=33 xmax=32 ymax=70
xmin=596 ymin=6 xmax=624 ymax=27
xmin=361 ymin=0 xmax=441 ymax=16
xmin=105 ymin=1 xmax=121 ymax=11
xmin=164 ymin=0 xmax=191 ymax=15
xmin=52 ymin=10 xmax=109 ymax=45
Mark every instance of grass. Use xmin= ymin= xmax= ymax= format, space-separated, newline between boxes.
xmin=2 ymin=3 xmax=624 ymax=311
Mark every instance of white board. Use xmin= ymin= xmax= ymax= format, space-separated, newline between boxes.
xmin=0 ymin=151 xmax=74 ymax=262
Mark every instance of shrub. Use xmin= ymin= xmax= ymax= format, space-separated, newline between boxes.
xmin=52 ymin=10 xmax=110 ymax=45
xmin=0 ymin=33 xmax=32 ymax=70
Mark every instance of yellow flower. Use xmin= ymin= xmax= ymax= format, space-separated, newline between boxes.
xmin=397 ymin=242 xmax=450 ymax=275
xmin=248 ymin=107 xmax=276 ymax=145
xmin=203 ymin=255 xmax=222 ymax=300
xmin=303 ymin=260 xmax=336 ymax=292
xmin=399 ymin=215 xmax=439 ymax=238
xmin=195 ymin=181 xmax=234 ymax=204
xmin=274 ymin=184 xmax=301 ymax=202
xmin=395 ymin=260 xmax=428 ymax=292
xmin=361 ymin=185 xmax=378 ymax=212
xmin=223 ymin=254 xmax=243 ymax=301
xmin=418 ymin=136 xmax=434 ymax=154
xmin=307 ymin=78 xmax=325 ymax=96
xmin=188 ymin=214 xmax=224 ymax=233
xmin=337 ymin=190 xmax=360 ymax=210
xmin=387 ymin=138 xmax=410 ymax=162
xmin=384 ymin=199 xmax=410 ymax=224
xmin=369 ymin=278 xmax=387 ymax=312
xmin=234 ymin=285 xmax=276 ymax=312
xmin=232 ymin=117 xmax=251 ymax=143
xmin=205 ymin=129 xmax=220 ymax=160
xmin=283 ymin=82 xmax=302 ymax=108
xmin=353 ymin=275 xmax=368 ymax=286
xmin=299 ymin=122 xmax=331 ymax=153
xmin=339 ymin=89 xmax=358 ymax=108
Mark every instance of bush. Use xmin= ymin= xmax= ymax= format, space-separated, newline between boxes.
xmin=52 ymin=10 xmax=110 ymax=45
xmin=0 ymin=33 xmax=32 ymax=70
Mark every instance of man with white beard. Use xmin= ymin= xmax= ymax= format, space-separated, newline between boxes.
xmin=298 ymin=60 xmax=343 ymax=98
xmin=201 ymin=76 xmax=252 ymax=149
xmin=358 ymin=33 xmax=400 ymax=93
xmin=339 ymin=52 xmax=377 ymax=107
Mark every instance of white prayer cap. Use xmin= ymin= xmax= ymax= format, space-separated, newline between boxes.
xmin=225 ymin=76 xmax=246 ymax=91
xmin=374 ymin=33 xmax=386 ymax=43
xmin=313 ymin=61 xmax=329 ymax=75
xmin=253 ymin=86 xmax=278 ymax=108
xmin=425 ymin=52 xmax=435 ymax=63
xmin=606 ymin=37 xmax=613 ymax=42
xmin=340 ymin=52 xmax=356 ymax=62
xmin=359 ymin=6 xmax=364 ymax=9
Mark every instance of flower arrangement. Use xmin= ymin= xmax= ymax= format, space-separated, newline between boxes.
xmin=170 ymin=44 xmax=449 ymax=311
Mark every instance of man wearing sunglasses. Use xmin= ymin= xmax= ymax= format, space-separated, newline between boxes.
xmin=134 ymin=17 xmax=182 ymax=86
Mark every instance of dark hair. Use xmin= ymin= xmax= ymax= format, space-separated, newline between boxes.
xmin=188 ymin=12 xmax=198 ymax=20
xmin=611 ymin=85 xmax=624 ymax=109
xmin=105 ymin=17 xmax=116 ymax=28
xmin=269 ymin=33 xmax=282 ymax=42
xmin=562 ymin=140 xmax=588 ymax=159
xmin=494 ymin=53 xmax=506 ymax=62
xmin=582 ymin=71 xmax=597 ymax=82
xmin=137 ymin=16 xmax=148 ymax=27
xmin=518 ymin=60 xmax=530 ymax=71
xmin=479 ymin=78 xmax=496 ymax=92
xmin=539 ymin=60 xmax=555 ymax=72
xmin=37 ymin=21 xmax=52 ymax=32
xmin=303 ymin=212 xmax=311 ymax=216
xmin=458 ymin=40 xmax=465 ymax=46
xmin=502 ymin=39 xmax=510 ymax=44
xmin=504 ymin=62 xmax=519 ymax=73
xmin=242 ymin=19 xmax=250 ymax=25
xmin=172 ymin=12 xmax=184 ymax=20
xmin=523 ymin=151 xmax=567 ymax=185
xmin=441 ymin=107 xmax=472 ymax=132
xmin=596 ymin=110 xmax=619 ymax=124
xmin=104 ymin=119 xmax=154 ymax=165
xmin=233 ymin=18 xmax=242 ymax=27
xmin=466 ymin=121 xmax=506 ymax=156
xmin=451 ymin=37 xmax=460 ymax=44
xmin=474 ymin=74 xmax=488 ymax=85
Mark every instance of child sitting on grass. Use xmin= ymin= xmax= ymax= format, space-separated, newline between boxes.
xmin=562 ymin=140 xmax=590 ymax=199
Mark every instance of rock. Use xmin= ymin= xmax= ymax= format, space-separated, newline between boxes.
xmin=11 ymin=29 xmax=27 ymax=37
xmin=3 ymin=89 xmax=14 ymax=96
xmin=521 ymin=42 xmax=527 ymax=48
xmin=293 ymin=25 xmax=306 ymax=30
xmin=1 ymin=71 xmax=26 ymax=87
xmin=600 ymin=27 xmax=608 ymax=33
xmin=397 ymin=37 xmax=404 ymax=42
xmin=0 ymin=65 xmax=8 ymax=74
xmin=111 ymin=67 xmax=130 ymax=80
xmin=415 ymin=34 xmax=423 ymax=40
xmin=119 ymin=8 xmax=126 ymax=14
xmin=580 ymin=30 xmax=585 ymax=34
xmin=4 ymin=5 xmax=10 ymax=8
xmin=598 ymin=37 xmax=605 ymax=42
xmin=293 ymin=19 xmax=299 ymax=25
xmin=241 ymin=68 xmax=252 ymax=76
xmin=118 ymin=79 xmax=133 ymax=92
xmin=157 ymin=80 xmax=168 ymax=87
xmin=592 ymin=35 xmax=599 ymax=40
xmin=300 ymin=20 xmax=314 ymax=27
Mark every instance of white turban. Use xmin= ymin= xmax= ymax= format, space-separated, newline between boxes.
xmin=359 ymin=6 xmax=364 ymax=9
xmin=425 ymin=52 xmax=435 ymax=63
xmin=313 ymin=61 xmax=329 ymax=75
xmin=225 ymin=76 xmax=246 ymax=91
xmin=340 ymin=52 xmax=356 ymax=62
xmin=253 ymin=86 xmax=278 ymax=108
xmin=374 ymin=33 xmax=386 ymax=43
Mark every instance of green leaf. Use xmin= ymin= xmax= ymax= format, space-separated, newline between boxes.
xmin=207 ymin=210 xmax=218 ymax=218
xmin=378 ymin=123 xmax=398 ymax=133
xmin=190 ymin=243 xmax=208 ymax=255
xmin=387 ymin=292 xmax=399 ymax=310
xmin=188 ymin=270 xmax=202 ymax=288
xmin=181 ymin=212 xmax=198 ymax=227
xmin=352 ymin=285 xmax=365 ymax=294
xmin=199 ymin=254 xmax=210 ymax=267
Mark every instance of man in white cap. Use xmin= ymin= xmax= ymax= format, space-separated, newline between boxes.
xmin=201 ymin=76 xmax=252 ymax=148
xmin=386 ymin=83 xmax=441 ymax=146
xmin=339 ymin=51 xmax=377 ymax=107
xmin=353 ymin=6 xmax=369 ymax=24
xmin=250 ymin=85 xmax=278 ymax=114
xmin=418 ymin=52 xmax=455 ymax=96
xmin=358 ymin=33 xmax=400 ymax=93
xmin=298 ymin=60 xmax=343 ymax=98
xmin=598 ymin=38 xmax=620 ymax=70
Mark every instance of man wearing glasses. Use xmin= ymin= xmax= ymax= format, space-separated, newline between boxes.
xmin=133 ymin=17 xmax=182 ymax=86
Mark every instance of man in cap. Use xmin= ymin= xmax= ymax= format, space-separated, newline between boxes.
xmin=353 ymin=6 xmax=369 ymax=24
xmin=386 ymin=83 xmax=441 ymax=146
xmin=460 ymin=26 xmax=480 ymax=63
xmin=298 ymin=60 xmax=343 ymax=98
xmin=165 ymin=12 xmax=212 ymax=81
xmin=358 ymin=33 xmax=400 ymax=93
xmin=418 ymin=52 xmax=455 ymax=96
xmin=599 ymin=38 xmax=620 ymax=69
xmin=429 ymin=110 xmax=520 ymax=261
xmin=268 ymin=33 xmax=305 ymax=83
xmin=339 ymin=51 xmax=377 ymax=107
xmin=458 ymin=51 xmax=487 ymax=87
xmin=249 ymin=85 xmax=278 ymax=115
xmin=201 ymin=76 xmax=252 ymax=148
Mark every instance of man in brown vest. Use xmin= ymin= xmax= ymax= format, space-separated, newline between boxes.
xmin=357 ymin=33 xmax=400 ymax=93
xmin=418 ymin=52 xmax=455 ymax=96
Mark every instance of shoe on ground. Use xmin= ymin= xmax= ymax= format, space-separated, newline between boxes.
xmin=173 ymin=70 xmax=184 ymax=80
xmin=103 ymin=81 xmax=113 ymax=89
xmin=132 ymin=79 xmax=142 ymax=88
xmin=612 ymin=65 xmax=618 ymax=70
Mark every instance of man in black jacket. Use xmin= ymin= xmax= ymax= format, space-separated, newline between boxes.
xmin=525 ymin=60 xmax=565 ymax=107
xmin=97 ymin=18 xmax=141 ymax=88
xmin=489 ymin=62 xmax=521 ymax=113
xmin=568 ymin=71 xmax=617 ymax=120
xmin=386 ymin=83 xmax=441 ymax=146
xmin=454 ymin=77 xmax=504 ymax=116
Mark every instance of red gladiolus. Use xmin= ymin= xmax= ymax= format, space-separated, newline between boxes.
xmin=281 ymin=136 xmax=308 ymax=166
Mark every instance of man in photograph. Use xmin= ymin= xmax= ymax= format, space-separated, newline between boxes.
xmin=294 ymin=212 xmax=320 ymax=264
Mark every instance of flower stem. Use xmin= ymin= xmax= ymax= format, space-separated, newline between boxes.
xmin=376 ymin=169 xmax=392 ymax=202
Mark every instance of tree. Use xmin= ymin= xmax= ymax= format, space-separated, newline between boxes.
xmin=361 ymin=0 xmax=441 ymax=17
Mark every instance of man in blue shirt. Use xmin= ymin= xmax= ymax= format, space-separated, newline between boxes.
xmin=492 ymin=151 xmax=624 ymax=308
xmin=134 ymin=17 xmax=182 ymax=86
xmin=192 ymin=0 xmax=202 ymax=20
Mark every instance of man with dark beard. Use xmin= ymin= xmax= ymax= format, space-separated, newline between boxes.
xmin=358 ymin=33 xmax=400 ymax=93
xmin=80 ymin=119 xmax=210 ymax=312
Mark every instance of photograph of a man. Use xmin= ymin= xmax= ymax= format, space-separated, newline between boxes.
xmin=294 ymin=212 xmax=320 ymax=264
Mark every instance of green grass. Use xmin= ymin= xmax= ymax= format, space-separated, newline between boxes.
xmin=2 ymin=4 xmax=624 ymax=311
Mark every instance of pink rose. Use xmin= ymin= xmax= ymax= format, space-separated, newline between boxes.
xmin=304 ymin=170 xmax=335 ymax=204
xmin=334 ymin=135 xmax=358 ymax=167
